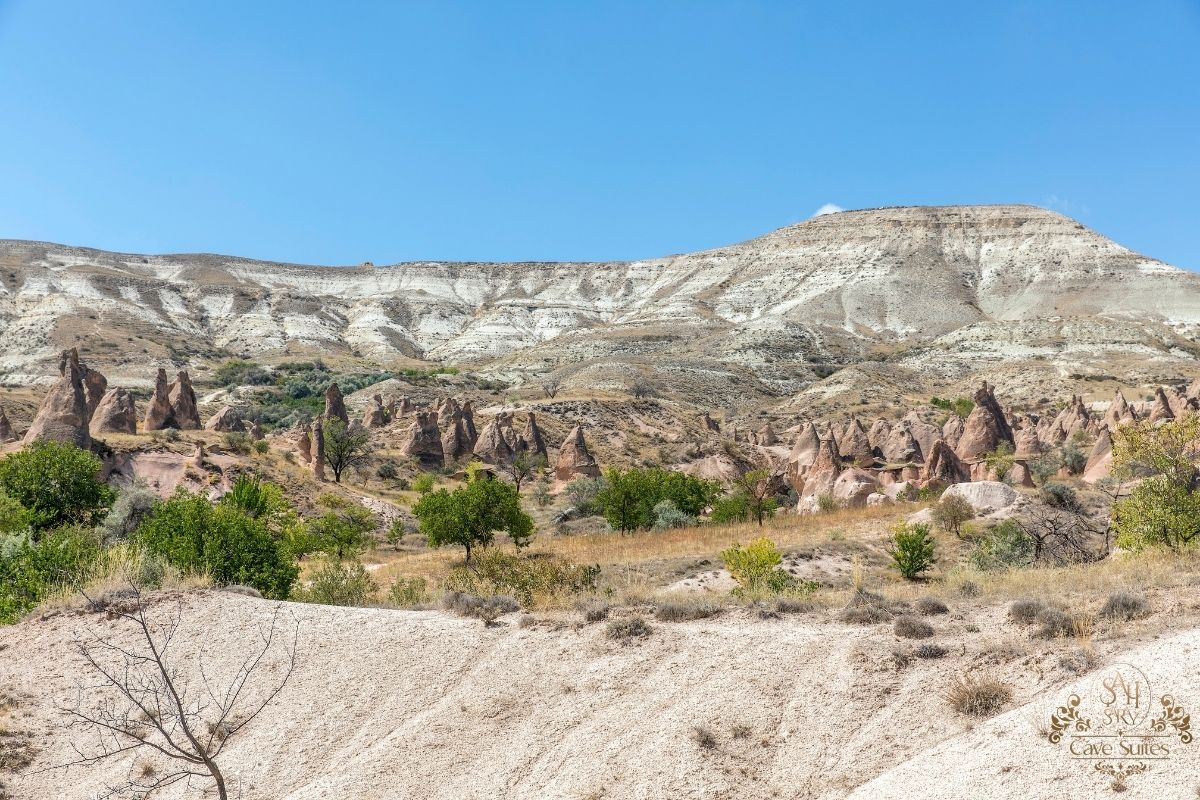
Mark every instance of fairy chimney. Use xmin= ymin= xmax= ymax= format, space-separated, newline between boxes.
xmin=324 ymin=383 xmax=349 ymax=427
xmin=362 ymin=394 xmax=389 ymax=429
xmin=523 ymin=413 xmax=549 ymax=461
xmin=168 ymin=371 xmax=202 ymax=430
xmin=90 ymin=388 xmax=138 ymax=435
xmin=311 ymin=418 xmax=327 ymax=480
xmin=402 ymin=412 xmax=445 ymax=469
xmin=555 ymin=426 xmax=600 ymax=481
xmin=954 ymin=382 xmax=1014 ymax=462
xmin=23 ymin=349 xmax=91 ymax=449
xmin=0 ymin=405 xmax=15 ymax=442
xmin=143 ymin=369 xmax=175 ymax=431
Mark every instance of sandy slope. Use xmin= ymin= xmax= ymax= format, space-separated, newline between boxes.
xmin=3 ymin=591 xmax=1198 ymax=799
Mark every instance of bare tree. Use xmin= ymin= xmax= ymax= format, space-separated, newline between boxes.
xmin=629 ymin=379 xmax=657 ymax=400
xmin=1015 ymin=504 xmax=1106 ymax=563
xmin=541 ymin=379 xmax=561 ymax=400
xmin=51 ymin=582 xmax=299 ymax=799
xmin=502 ymin=452 xmax=546 ymax=496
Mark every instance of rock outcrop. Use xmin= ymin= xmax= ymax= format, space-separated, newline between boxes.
xmin=81 ymin=365 xmax=107 ymax=419
xmin=402 ymin=412 xmax=444 ymax=469
xmin=523 ymin=413 xmax=548 ymax=461
xmin=788 ymin=422 xmax=821 ymax=469
xmin=881 ymin=425 xmax=922 ymax=464
xmin=0 ymin=405 xmax=15 ymax=442
xmin=955 ymin=382 xmax=1014 ymax=462
xmin=23 ymin=349 xmax=92 ymax=448
xmin=1149 ymin=387 xmax=1175 ymax=425
xmin=921 ymin=439 xmax=969 ymax=488
xmin=296 ymin=425 xmax=313 ymax=465
xmin=473 ymin=415 xmax=515 ymax=465
xmin=838 ymin=418 xmax=876 ymax=468
xmin=800 ymin=438 xmax=842 ymax=499
xmin=167 ymin=371 xmax=202 ymax=429
xmin=311 ymin=418 xmax=326 ymax=480
xmin=1104 ymin=389 xmax=1137 ymax=429
xmin=461 ymin=401 xmax=478 ymax=445
xmin=204 ymin=405 xmax=247 ymax=432
xmin=362 ymin=394 xmax=389 ymax=429
xmin=903 ymin=412 xmax=943 ymax=461
xmin=831 ymin=467 xmax=879 ymax=508
xmin=143 ymin=369 xmax=176 ymax=431
xmin=440 ymin=409 xmax=473 ymax=461
xmin=324 ymin=384 xmax=349 ymax=427
xmin=555 ymin=426 xmax=600 ymax=482
xmin=90 ymin=388 xmax=138 ymax=435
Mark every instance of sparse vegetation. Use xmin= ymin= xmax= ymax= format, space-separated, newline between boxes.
xmin=721 ymin=537 xmax=815 ymax=597
xmin=1008 ymin=598 xmax=1046 ymax=624
xmin=893 ymin=615 xmax=934 ymax=639
xmin=595 ymin=467 xmax=718 ymax=534
xmin=606 ymin=616 xmax=652 ymax=642
xmin=931 ymin=495 xmax=974 ymax=538
xmin=654 ymin=599 xmax=721 ymax=621
xmin=441 ymin=549 xmax=599 ymax=605
xmin=915 ymin=596 xmax=949 ymax=616
xmin=292 ymin=559 xmax=379 ymax=606
xmin=1099 ymin=591 xmax=1149 ymax=621
xmin=945 ymin=673 xmax=1012 ymax=717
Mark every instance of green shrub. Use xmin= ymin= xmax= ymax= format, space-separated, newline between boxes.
xmin=1040 ymin=482 xmax=1081 ymax=512
xmin=0 ymin=490 xmax=35 ymax=535
xmin=816 ymin=494 xmax=840 ymax=513
xmin=709 ymin=494 xmax=750 ymax=524
xmin=983 ymin=441 xmax=1016 ymax=481
xmin=411 ymin=473 xmax=436 ymax=495
xmin=223 ymin=431 xmax=252 ymax=454
xmin=565 ymin=476 xmax=606 ymax=515
xmin=651 ymin=499 xmax=694 ymax=530
xmin=654 ymin=600 xmax=721 ymax=621
xmin=1008 ymin=598 xmax=1046 ymax=624
xmin=0 ymin=525 xmax=101 ymax=623
xmin=387 ymin=576 xmax=428 ymax=608
xmin=99 ymin=483 xmax=160 ymax=543
xmin=305 ymin=495 xmax=377 ymax=560
xmin=441 ymin=549 xmax=599 ymax=605
xmin=721 ymin=537 xmax=815 ymax=597
xmin=530 ymin=482 xmax=552 ymax=508
xmin=252 ymin=440 xmax=270 ymax=455
xmin=292 ymin=559 xmax=378 ymax=606
xmin=376 ymin=461 xmax=398 ymax=480
xmin=0 ymin=441 xmax=113 ymax=531
xmin=888 ymin=523 xmax=936 ymax=580
xmin=916 ymin=597 xmax=949 ymax=615
xmin=931 ymin=495 xmax=975 ymax=538
xmin=969 ymin=520 xmax=1034 ymax=570
xmin=135 ymin=489 xmax=298 ymax=599
xmin=595 ymin=468 xmax=719 ymax=533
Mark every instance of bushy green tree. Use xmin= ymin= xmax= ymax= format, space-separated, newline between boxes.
xmin=595 ymin=468 xmax=719 ymax=533
xmin=322 ymin=418 xmax=371 ymax=483
xmin=0 ymin=525 xmax=101 ymax=623
xmin=888 ymin=523 xmax=936 ymax=580
xmin=1112 ymin=418 xmax=1200 ymax=550
xmin=969 ymin=520 xmax=1035 ymax=570
xmin=413 ymin=476 xmax=533 ymax=561
xmin=721 ymin=537 xmax=811 ymax=596
xmin=711 ymin=470 xmax=778 ymax=527
xmin=99 ymin=483 xmax=160 ymax=543
xmin=136 ymin=489 xmax=298 ymax=598
xmin=0 ymin=441 xmax=113 ymax=532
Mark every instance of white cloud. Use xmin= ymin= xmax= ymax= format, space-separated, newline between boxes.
xmin=811 ymin=203 xmax=845 ymax=217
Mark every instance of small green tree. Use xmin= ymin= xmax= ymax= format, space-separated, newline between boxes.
xmin=0 ymin=441 xmax=113 ymax=532
xmin=721 ymin=537 xmax=810 ymax=596
xmin=969 ymin=520 xmax=1035 ymax=570
xmin=931 ymin=494 xmax=975 ymax=538
xmin=292 ymin=559 xmax=378 ymax=606
xmin=889 ymin=523 xmax=936 ymax=580
xmin=502 ymin=452 xmax=545 ymax=496
xmin=322 ymin=418 xmax=371 ymax=483
xmin=730 ymin=469 xmax=778 ymax=526
xmin=411 ymin=473 xmax=436 ymax=495
xmin=305 ymin=494 xmax=377 ymax=560
xmin=413 ymin=476 xmax=533 ymax=561
xmin=595 ymin=467 xmax=719 ymax=534
xmin=983 ymin=441 xmax=1016 ymax=481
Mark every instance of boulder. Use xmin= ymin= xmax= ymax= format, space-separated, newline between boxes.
xmin=362 ymin=394 xmax=389 ymax=429
xmin=523 ymin=413 xmax=549 ymax=461
xmin=941 ymin=481 xmax=1019 ymax=517
xmin=1009 ymin=461 xmax=1035 ymax=488
xmin=866 ymin=492 xmax=892 ymax=507
xmin=920 ymin=438 xmax=969 ymax=488
xmin=296 ymin=424 xmax=313 ymax=465
xmin=204 ymin=405 xmax=247 ymax=432
xmin=1083 ymin=428 xmax=1114 ymax=483
xmin=324 ymin=383 xmax=349 ymax=427
xmin=167 ymin=371 xmax=202 ymax=430
xmin=90 ymin=388 xmax=138 ymax=435
xmin=23 ymin=348 xmax=91 ymax=449
xmin=143 ymin=368 xmax=176 ymax=431
xmin=1014 ymin=425 xmax=1041 ymax=457
xmin=883 ymin=481 xmax=918 ymax=502
xmin=402 ymin=412 xmax=444 ymax=469
xmin=0 ymin=405 xmax=15 ymax=442
xmin=868 ymin=418 xmax=892 ymax=451
xmin=955 ymin=382 xmax=1014 ymax=462
xmin=831 ymin=467 xmax=879 ymax=508
xmin=555 ymin=426 xmax=600 ymax=482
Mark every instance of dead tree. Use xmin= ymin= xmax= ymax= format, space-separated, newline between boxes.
xmin=52 ymin=582 xmax=298 ymax=799
xmin=541 ymin=380 xmax=561 ymax=400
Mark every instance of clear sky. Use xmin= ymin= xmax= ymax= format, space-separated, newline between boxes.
xmin=0 ymin=1 xmax=1196 ymax=268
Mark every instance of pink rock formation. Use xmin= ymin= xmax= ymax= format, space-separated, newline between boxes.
xmin=800 ymin=438 xmax=842 ymax=499
xmin=362 ymin=394 xmax=389 ymax=429
xmin=903 ymin=411 xmax=943 ymax=461
xmin=1083 ymin=428 xmax=1114 ymax=482
xmin=941 ymin=415 xmax=965 ymax=449
xmin=868 ymin=418 xmax=892 ymax=451
xmin=402 ymin=412 xmax=445 ymax=469
xmin=921 ymin=439 xmax=969 ymax=488
xmin=555 ymin=426 xmax=600 ymax=481
xmin=440 ymin=409 xmax=473 ymax=461
xmin=167 ymin=371 xmax=202 ymax=430
xmin=699 ymin=412 xmax=721 ymax=434
xmin=296 ymin=424 xmax=313 ymax=465
xmin=460 ymin=400 xmax=478 ymax=445
xmin=81 ymin=364 xmax=108 ymax=419
xmin=523 ymin=413 xmax=549 ymax=461
xmin=311 ymin=418 xmax=326 ymax=480
xmin=1149 ymin=387 xmax=1175 ymax=425
xmin=90 ymin=388 xmax=138 ymax=435
xmin=954 ymin=382 xmax=1014 ymax=462
xmin=831 ymin=467 xmax=880 ymax=508
xmin=204 ymin=405 xmax=247 ymax=432
xmin=23 ymin=348 xmax=91 ymax=449
xmin=881 ymin=425 xmax=922 ymax=464
xmin=787 ymin=422 xmax=821 ymax=469
xmin=473 ymin=414 xmax=515 ymax=465
xmin=756 ymin=423 xmax=778 ymax=447
xmin=838 ymin=418 xmax=876 ymax=467
xmin=324 ymin=384 xmax=349 ymax=427
xmin=143 ymin=369 xmax=176 ymax=431
xmin=0 ymin=405 xmax=14 ymax=442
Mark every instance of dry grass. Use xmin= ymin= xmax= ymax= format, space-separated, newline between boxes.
xmin=945 ymin=673 xmax=1012 ymax=717
xmin=35 ymin=544 xmax=211 ymax=614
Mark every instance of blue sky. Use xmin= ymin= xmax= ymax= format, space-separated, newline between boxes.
xmin=0 ymin=1 xmax=1196 ymax=267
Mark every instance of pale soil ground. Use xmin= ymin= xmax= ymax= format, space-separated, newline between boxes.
xmin=5 ymin=556 xmax=1200 ymax=800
